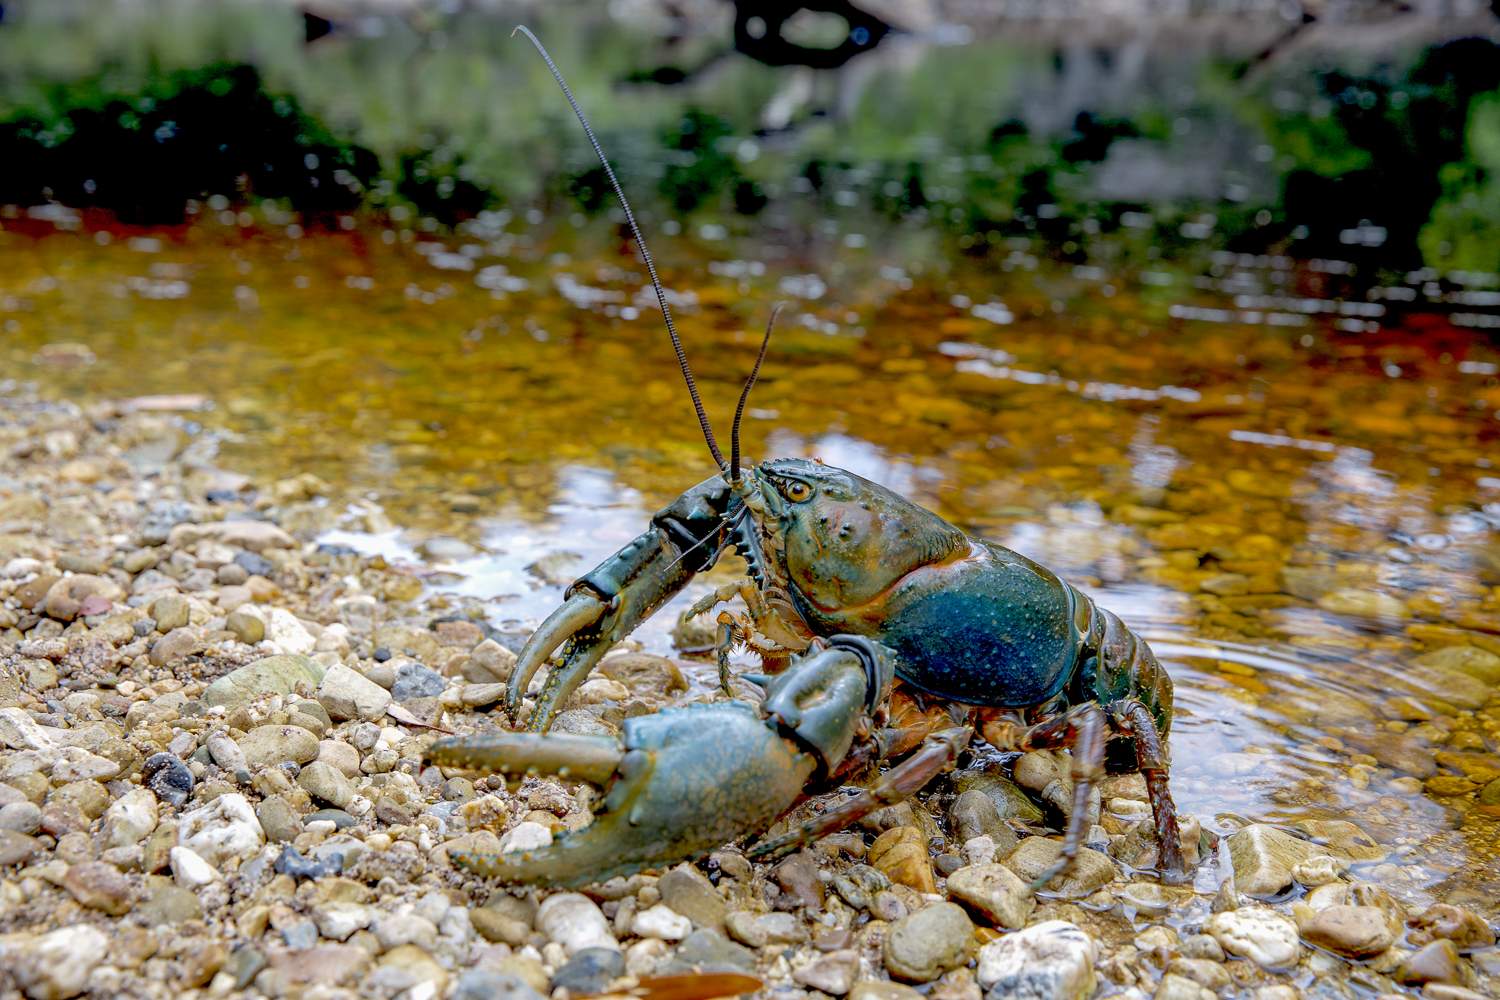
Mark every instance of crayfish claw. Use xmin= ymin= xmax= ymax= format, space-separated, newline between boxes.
xmin=505 ymin=591 xmax=606 ymax=720
xmin=425 ymin=731 xmax=623 ymax=785
xmin=425 ymin=702 xmax=817 ymax=888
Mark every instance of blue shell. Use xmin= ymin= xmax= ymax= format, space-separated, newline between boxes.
xmin=873 ymin=541 xmax=1082 ymax=707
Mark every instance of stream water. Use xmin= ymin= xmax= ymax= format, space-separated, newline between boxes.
xmin=3 ymin=207 xmax=1498 ymax=912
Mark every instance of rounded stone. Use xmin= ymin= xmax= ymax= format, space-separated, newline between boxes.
xmin=238 ymin=725 xmax=320 ymax=770
xmin=883 ymin=902 xmax=974 ymax=983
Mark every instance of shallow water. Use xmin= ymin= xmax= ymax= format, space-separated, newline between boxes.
xmin=3 ymin=209 xmax=1499 ymax=910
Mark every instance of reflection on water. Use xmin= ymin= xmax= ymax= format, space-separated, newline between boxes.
xmin=2 ymin=211 xmax=1499 ymax=910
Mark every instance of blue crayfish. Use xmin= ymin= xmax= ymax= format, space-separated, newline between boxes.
xmin=425 ymin=27 xmax=1186 ymax=892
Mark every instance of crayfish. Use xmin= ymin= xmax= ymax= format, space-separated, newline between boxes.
xmin=426 ymin=26 xmax=1187 ymax=892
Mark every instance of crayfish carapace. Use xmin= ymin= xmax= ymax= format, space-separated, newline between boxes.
xmin=425 ymin=26 xmax=1188 ymax=893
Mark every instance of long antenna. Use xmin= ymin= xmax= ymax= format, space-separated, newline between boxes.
xmin=730 ymin=303 xmax=783 ymax=483
xmin=512 ymin=25 xmax=725 ymax=467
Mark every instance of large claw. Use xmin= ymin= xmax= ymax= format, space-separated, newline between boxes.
xmin=431 ymin=637 xmax=894 ymax=887
xmin=427 ymin=702 xmax=816 ymax=887
xmin=507 ymin=475 xmax=739 ymax=732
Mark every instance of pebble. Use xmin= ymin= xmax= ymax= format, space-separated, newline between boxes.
xmin=552 ymin=947 xmax=626 ymax=993
xmin=150 ymin=593 xmax=191 ymax=631
xmin=392 ymin=660 xmax=446 ymax=700
xmin=498 ymin=820 xmax=553 ymax=854
xmin=1397 ymin=939 xmax=1465 ymax=985
xmin=1003 ymin=837 xmax=1116 ymax=897
xmin=795 ymin=949 xmax=860 ymax=995
xmin=298 ymin=760 xmax=354 ymax=808
xmin=0 ymin=829 xmax=41 ymax=866
xmin=659 ymin=863 xmax=728 ymax=930
xmin=0 ymin=800 xmax=42 ymax=834
xmin=976 ymin=920 xmax=1097 ymax=1000
xmin=537 ymin=892 xmax=619 ymax=955
xmin=869 ymin=824 xmax=936 ymax=893
xmin=317 ymin=662 xmax=393 ymax=721
xmin=1227 ymin=823 xmax=1334 ymax=897
xmin=1155 ymin=972 xmax=1217 ymax=1000
xmin=170 ymin=845 xmax=220 ymax=888
xmin=200 ymin=654 xmax=324 ymax=708
xmin=726 ymin=909 xmax=809 ymax=947
xmin=98 ymin=789 xmax=158 ymax=851
xmin=1299 ymin=903 xmax=1396 ymax=958
xmin=883 ymin=902 xmax=975 ymax=983
xmin=632 ymin=903 xmax=693 ymax=941
xmin=1208 ymin=906 xmax=1303 ymax=970
xmin=142 ymin=752 xmax=194 ymax=806
xmin=454 ymin=969 xmax=545 ymax=1000
xmin=657 ymin=929 xmax=756 ymax=974
xmin=0 ymin=924 xmax=110 ymax=999
xmin=1408 ymin=903 xmax=1496 ymax=951
xmin=61 ymin=860 xmax=134 ymax=915
xmin=947 ymin=863 xmax=1036 ymax=929
xmin=238 ymin=723 xmax=319 ymax=769
xmin=225 ymin=609 xmax=265 ymax=644
xmin=178 ymin=792 xmax=265 ymax=866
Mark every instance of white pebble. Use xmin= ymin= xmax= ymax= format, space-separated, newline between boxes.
xmin=631 ymin=904 xmax=692 ymax=941
xmin=169 ymin=846 xmax=221 ymax=888
xmin=499 ymin=821 xmax=554 ymax=854
xmin=177 ymin=792 xmax=265 ymax=867
xmin=538 ymin=892 xmax=619 ymax=954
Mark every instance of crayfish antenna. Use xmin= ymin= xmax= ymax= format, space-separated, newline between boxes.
xmin=729 ymin=302 xmax=783 ymax=484
xmin=512 ymin=24 xmax=725 ymax=469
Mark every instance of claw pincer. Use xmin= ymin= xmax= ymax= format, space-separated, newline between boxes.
xmin=506 ymin=476 xmax=738 ymax=732
xmin=426 ymin=638 xmax=892 ymax=886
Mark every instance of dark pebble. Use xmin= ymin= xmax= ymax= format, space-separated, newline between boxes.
xmin=455 ymin=970 xmax=544 ymax=1000
xmin=132 ymin=619 xmax=155 ymax=638
xmin=936 ymin=853 xmax=965 ymax=876
xmin=142 ymin=752 xmax=194 ymax=807
xmin=373 ymin=647 xmax=392 ymax=662
xmin=233 ymin=551 xmax=275 ymax=577
xmin=306 ymin=809 xmax=356 ymax=830
xmin=205 ymin=489 xmax=241 ymax=504
xmin=274 ymin=845 xmax=340 ymax=880
xmin=392 ymin=662 xmax=445 ymax=701
xmin=314 ymin=543 xmax=359 ymax=559
xmin=658 ymin=929 xmax=757 ymax=974
xmin=551 ymin=948 xmax=625 ymax=994
xmin=140 ymin=501 xmax=195 ymax=545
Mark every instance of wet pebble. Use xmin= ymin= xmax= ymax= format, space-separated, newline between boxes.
xmin=1299 ymin=903 xmax=1396 ymax=958
xmin=946 ymin=863 xmax=1036 ymax=929
xmin=1227 ymin=823 xmax=1334 ymax=898
xmin=976 ymin=920 xmax=1096 ymax=1000
xmin=883 ymin=901 xmax=974 ymax=983
xmin=1208 ymin=906 xmax=1302 ymax=970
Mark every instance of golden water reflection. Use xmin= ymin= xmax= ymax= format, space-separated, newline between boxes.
xmin=2 ymin=211 xmax=1498 ymax=909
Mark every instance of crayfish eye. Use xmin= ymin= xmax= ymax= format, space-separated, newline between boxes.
xmin=782 ymin=480 xmax=812 ymax=502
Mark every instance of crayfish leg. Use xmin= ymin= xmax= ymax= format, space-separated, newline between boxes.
xmin=1009 ymin=703 xmax=1108 ymax=893
xmin=746 ymin=724 xmax=973 ymax=863
xmin=1113 ymin=698 xmax=1187 ymax=883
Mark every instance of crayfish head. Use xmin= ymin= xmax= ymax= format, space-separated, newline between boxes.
xmin=743 ymin=458 xmax=967 ymax=617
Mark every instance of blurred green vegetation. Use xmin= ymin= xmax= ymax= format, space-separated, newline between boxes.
xmin=0 ymin=0 xmax=1497 ymax=275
